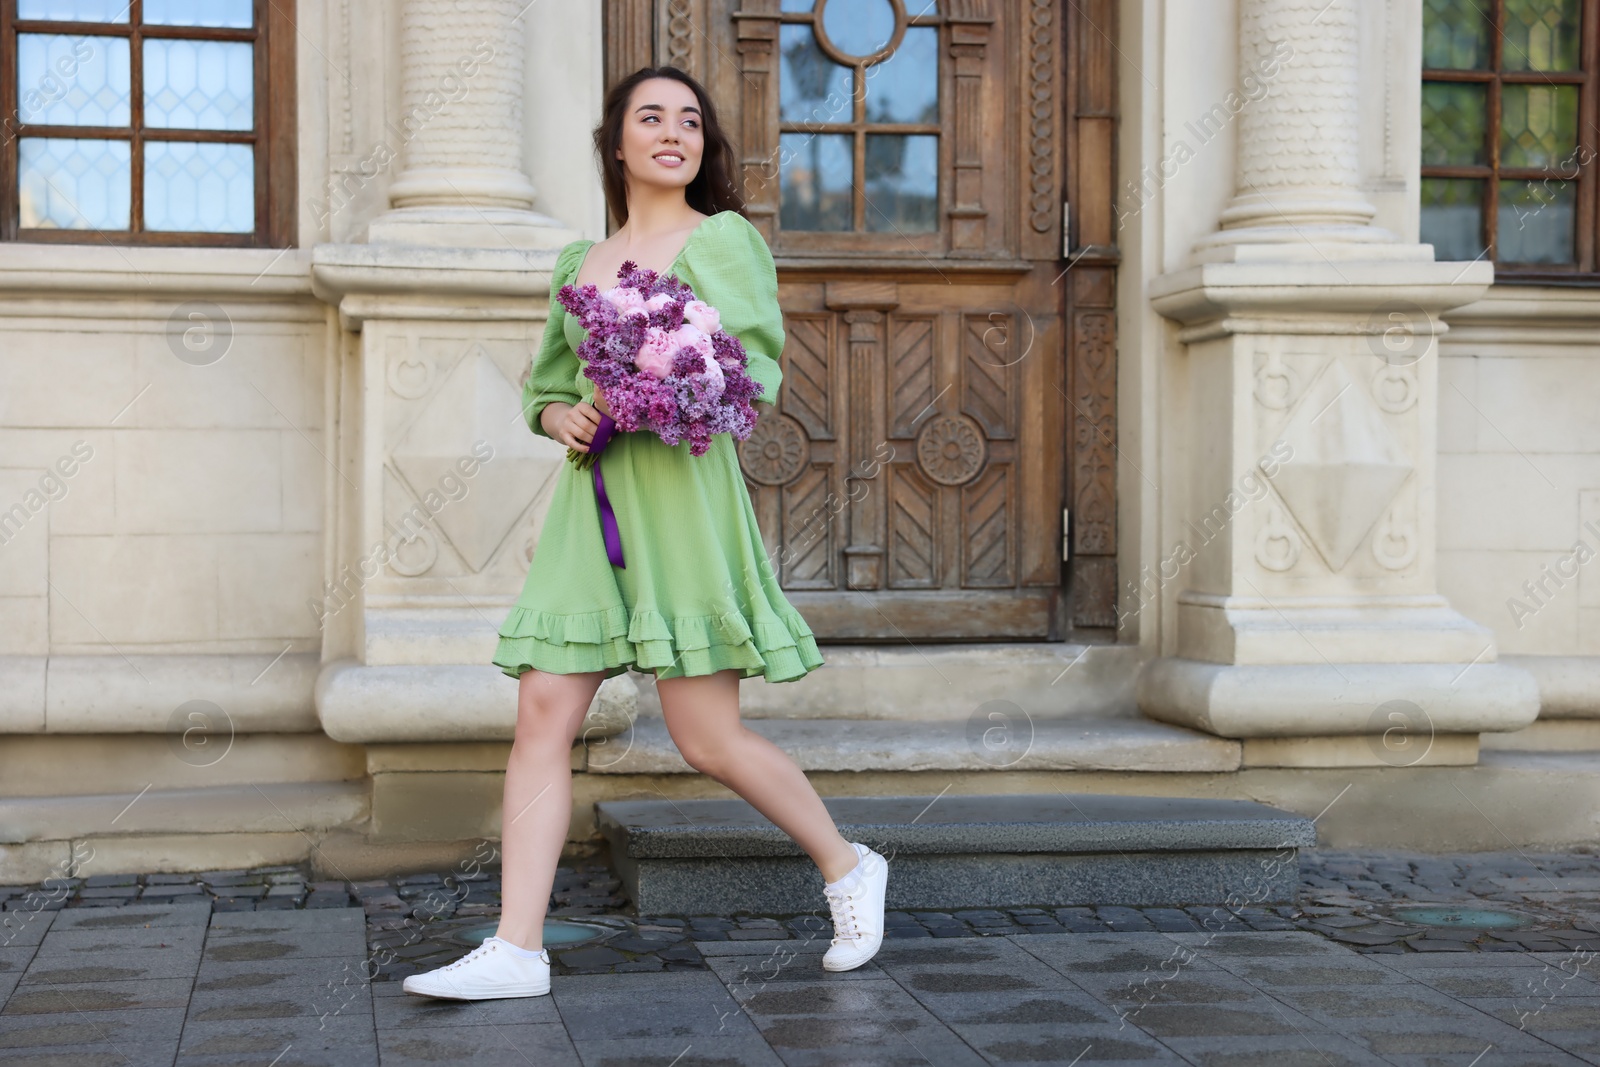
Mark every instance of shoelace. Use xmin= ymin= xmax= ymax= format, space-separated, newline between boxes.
xmin=824 ymin=882 xmax=862 ymax=942
xmin=438 ymin=939 xmax=500 ymax=972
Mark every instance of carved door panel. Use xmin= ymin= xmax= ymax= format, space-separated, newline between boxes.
xmin=604 ymin=0 xmax=1120 ymax=640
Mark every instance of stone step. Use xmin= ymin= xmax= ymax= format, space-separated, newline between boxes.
xmin=721 ymin=642 xmax=1144 ymax=721
xmin=595 ymin=792 xmax=1315 ymax=915
xmin=582 ymin=715 xmax=1240 ymax=774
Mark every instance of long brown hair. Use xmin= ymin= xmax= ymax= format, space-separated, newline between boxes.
xmin=593 ymin=66 xmax=744 ymax=229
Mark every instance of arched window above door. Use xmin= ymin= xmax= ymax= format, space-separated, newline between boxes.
xmin=774 ymin=0 xmax=940 ymax=234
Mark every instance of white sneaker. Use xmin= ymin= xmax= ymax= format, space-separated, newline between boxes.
xmin=402 ymin=936 xmax=551 ymax=1000
xmin=821 ymin=841 xmax=888 ymax=972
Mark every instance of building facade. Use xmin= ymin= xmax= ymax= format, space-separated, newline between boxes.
xmin=1 ymin=0 xmax=1596 ymax=883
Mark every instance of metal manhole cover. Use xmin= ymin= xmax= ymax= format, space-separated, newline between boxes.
xmin=1389 ymin=906 xmax=1532 ymax=929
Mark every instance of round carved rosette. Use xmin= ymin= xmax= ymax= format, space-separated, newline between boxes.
xmin=916 ymin=414 xmax=986 ymax=486
xmin=738 ymin=413 xmax=809 ymax=486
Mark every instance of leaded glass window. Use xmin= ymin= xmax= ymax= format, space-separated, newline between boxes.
xmin=1421 ymin=0 xmax=1597 ymax=279
xmin=2 ymin=0 xmax=295 ymax=245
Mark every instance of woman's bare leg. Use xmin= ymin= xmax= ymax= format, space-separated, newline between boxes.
xmin=493 ymin=666 xmax=608 ymax=950
xmin=656 ymin=668 xmax=861 ymax=882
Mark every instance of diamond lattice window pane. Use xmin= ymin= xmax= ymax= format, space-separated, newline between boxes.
xmin=1421 ymin=82 xmax=1486 ymax=166
xmin=17 ymin=0 xmax=128 ymax=20
xmin=1422 ymin=0 xmax=1490 ymax=69
xmin=144 ymin=140 xmax=254 ymax=231
xmin=144 ymin=0 xmax=253 ymax=27
xmin=18 ymin=34 xmax=132 ymax=127
xmin=1499 ymin=83 xmax=1578 ymax=170
xmin=143 ymin=37 xmax=253 ymax=130
xmin=18 ymin=137 xmax=131 ymax=229
xmin=1501 ymin=0 xmax=1580 ymax=72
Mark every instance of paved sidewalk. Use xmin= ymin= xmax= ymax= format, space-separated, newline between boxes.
xmin=2 ymin=848 xmax=1599 ymax=1065
xmin=2 ymin=903 xmax=1599 ymax=1065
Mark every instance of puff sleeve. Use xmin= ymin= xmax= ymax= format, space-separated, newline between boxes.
xmin=677 ymin=212 xmax=785 ymax=406
xmin=522 ymin=239 xmax=591 ymax=439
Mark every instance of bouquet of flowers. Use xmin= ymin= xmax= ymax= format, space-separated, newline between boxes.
xmin=555 ymin=261 xmax=764 ymax=468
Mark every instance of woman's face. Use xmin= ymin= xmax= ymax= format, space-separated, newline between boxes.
xmin=615 ymin=77 xmax=705 ymax=195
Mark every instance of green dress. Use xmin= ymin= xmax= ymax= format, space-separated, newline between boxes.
xmin=493 ymin=210 xmax=826 ymax=684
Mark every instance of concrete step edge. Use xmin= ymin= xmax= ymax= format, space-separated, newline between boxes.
xmin=595 ymin=791 xmax=1315 ymax=859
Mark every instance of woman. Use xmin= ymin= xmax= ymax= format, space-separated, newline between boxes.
xmin=402 ymin=66 xmax=889 ymax=1000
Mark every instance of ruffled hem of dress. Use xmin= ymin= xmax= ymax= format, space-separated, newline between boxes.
xmin=492 ymin=602 xmax=825 ymax=684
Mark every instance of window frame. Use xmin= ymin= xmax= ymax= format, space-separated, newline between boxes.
xmin=1421 ymin=0 xmax=1600 ymax=284
xmin=0 ymin=0 xmax=297 ymax=247
xmin=771 ymin=2 xmax=945 ymax=256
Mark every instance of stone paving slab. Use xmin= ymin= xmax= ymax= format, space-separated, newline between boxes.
xmin=376 ymin=1022 xmax=574 ymax=1067
xmin=5 ymin=850 xmax=1600 ymax=1063
xmin=1 ymin=920 xmax=1599 ymax=1064
xmin=0 ymin=1005 xmax=188 ymax=1053
xmin=0 ymin=911 xmax=57 ymax=950
xmin=18 ymin=948 xmax=202 ymax=986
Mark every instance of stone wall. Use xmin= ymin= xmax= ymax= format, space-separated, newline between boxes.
xmin=0 ymin=250 xmax=325 ymax=735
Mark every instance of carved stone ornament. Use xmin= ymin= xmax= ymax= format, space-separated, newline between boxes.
xmin=388 ymin=526 xmax=439 ymax=577
xmin=1253 ymin=351 xmax=1299 ymax=410
xmin=388 ymin=352 xmax=435 ymax=399
xmin=1372 ymin=503 xmax=1418 ymax=571
xmin=1255 ymin=502 xmax=1303 ymax=572
xmin=1262 ymin=360 xmax=1414 ymax=571
xmin=1371 ymin=363 xmax=1419 ymax=414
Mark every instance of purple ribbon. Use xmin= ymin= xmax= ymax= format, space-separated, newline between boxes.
xmin=589 ymin=411 xmax=625 ymax=568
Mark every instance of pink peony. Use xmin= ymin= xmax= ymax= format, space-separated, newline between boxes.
xmin=602 ymin=285 xmax=648 ymax=319
xmin=670 ymin=322 xmax=714 ymax=359
xmin=634 ymin=325 xmax=676 ymax=379
xmin=644 ymin=292 xmax=676 ymax=313
xmin=684 ymin=298 xmax=721 ymax=334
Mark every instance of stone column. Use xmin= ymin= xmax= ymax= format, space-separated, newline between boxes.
xmin=1139 ymin=0 xmax=1538 ymax=767
xmin=304 ymin=0 xmax=626 ymax=762
xmin=365 ymin=0 xmax=572 ymax=249
xmin=1196 ymin=0 xmax=1392 ymax=251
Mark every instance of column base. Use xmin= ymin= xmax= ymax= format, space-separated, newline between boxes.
xmin=365 ymin=205 xmax=579 ymax=251
xmin=1176 ymin=595 xmax=1502 ymax=665
xmin=1500 ymin=654 xmax=1600 ymax=719
xmin=1188 ymin=230 xmax=1430 ymax=264
xmin=1203 ymin=185 xmax=1386 ymax=240
xmin=1136 ymin=656 xmax=1539 ymax=744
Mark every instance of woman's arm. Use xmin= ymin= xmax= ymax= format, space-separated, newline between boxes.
xmin=685 ymin=213 xmax=785 ymax=405
xmin=523 ymin=240 xmax=591 ymax=440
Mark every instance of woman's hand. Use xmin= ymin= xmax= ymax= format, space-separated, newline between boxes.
xmin=542 ymin=400 xmax=603 ymax=452
xmin=591 ymin=382 xmax=612 ymax=417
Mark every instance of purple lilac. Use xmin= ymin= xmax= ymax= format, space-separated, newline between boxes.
xmin=555 ymin=261 xmax=763 ymax=458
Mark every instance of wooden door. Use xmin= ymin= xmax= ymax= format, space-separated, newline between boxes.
xmin=604 ymin=0 xmax=1120 ymax=641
